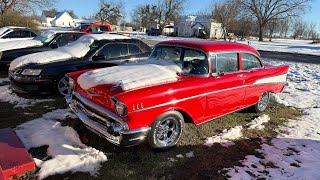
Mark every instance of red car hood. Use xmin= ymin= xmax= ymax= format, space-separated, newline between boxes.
xmin=75 ymin=74 xmax=201 ymax=112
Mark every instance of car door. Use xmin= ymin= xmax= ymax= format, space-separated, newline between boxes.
xmin=205 ymin=52 xmax=247 ymax=120
xmin=240 ymin=52 xmax=265 ymax=107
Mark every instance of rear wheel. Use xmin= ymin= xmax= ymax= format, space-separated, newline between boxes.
xmin=254 ymin=92 xmax=270 ymax=112
xmin=56 ymin=75 xmax=72 ymax=96
xmin=148 ymin=111 xmax=184 ymax=150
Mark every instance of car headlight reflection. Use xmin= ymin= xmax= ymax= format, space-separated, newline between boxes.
xmin=115 ymin=101 xmax=128 ymax=117
xmin=21 ymin=69 xmax=42 ymax=76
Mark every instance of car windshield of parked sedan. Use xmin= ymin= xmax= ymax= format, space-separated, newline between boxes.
xmin=150 ymin=46 xmax=209 ymax=75
xmin=33 ymin=35 xmax=55 ymax=44
xmin=73 ymin=24 xmax=90 ymax=30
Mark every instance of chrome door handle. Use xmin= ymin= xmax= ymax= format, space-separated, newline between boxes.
xmin=237 ymin=74 xmax=246 ymax=78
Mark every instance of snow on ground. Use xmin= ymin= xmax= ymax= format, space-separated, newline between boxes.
xmin=241 ymin=38 xmax=320 ymax=56
xmin=10 ymin=34 xmax=130 ymax=70
xmin=247 ymin=114 xmax=270 ymax=130
xmin=138 ymin=35 xmax=320 ymax=56
xmin=0 ymin=77 xmax=9 ymax=84
xmin=78 ymin=59 xmax=182 ymax=91
xmin=205 ymin=126 xmax=243 ymax=147
xmin=15 ymin=109 xmax=107 ymax=179
xmin=0 ymin=85 xmax=54 ymax=108
xmin=226 ymin=59 xmax=320 ymax=179
xmin=205 ymin=114 xmax=271 ymax=147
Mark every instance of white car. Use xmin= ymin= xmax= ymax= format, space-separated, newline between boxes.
xmin=0 ymin=26 xmax=40 ymax=42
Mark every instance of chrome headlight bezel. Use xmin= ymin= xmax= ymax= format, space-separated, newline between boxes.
xmin=21 ymin=69 xmax=42 ymax=76
xmin=114 ymin=100 xmax=128 ymax=117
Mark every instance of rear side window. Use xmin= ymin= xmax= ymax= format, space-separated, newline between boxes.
xmin=53 ymin=34 xmax=77 ymax=47
xmin=215 ymin=53 xmax=239 ymax=73
xmin=99 ymin=26 xmax=109 ymax=32
xmin=128 ymin=44 xmax=142 ymax=55
xmin=242 ymin=53 xmax=262 ymax=70
xmin=95 ymin=43 xmax=129 ymax=60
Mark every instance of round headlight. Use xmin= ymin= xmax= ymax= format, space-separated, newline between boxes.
xmin=115 ymin=101 xmax=128 ymax=116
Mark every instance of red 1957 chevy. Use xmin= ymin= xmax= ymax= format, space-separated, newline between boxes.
xmin=66 ymin=40 xmax=289 ymax=149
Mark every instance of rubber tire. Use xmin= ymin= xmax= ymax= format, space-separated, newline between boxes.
xmin=253 ymin=92 xmax=270 ymax=113
xmin=148 ymin=111 xmax=184 ymax=150
xmin=55 ymin=74 xmax=69 ymax=97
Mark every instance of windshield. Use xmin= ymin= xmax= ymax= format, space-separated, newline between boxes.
xmin=150 ymin=46 xmax=209 ymax=75
xmin=33 ymin=35 xmax=55 ymax=44
xmin=73 ymin=24 xmax=90 ymax=30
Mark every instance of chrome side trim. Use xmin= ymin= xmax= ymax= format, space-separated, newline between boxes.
xmin=73 ymin=92 xmax=129 ymax=130
xmin=131 ymin=81 xmax=286 ymax=114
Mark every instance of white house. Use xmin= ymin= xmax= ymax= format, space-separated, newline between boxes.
xmin=174 ymin=15 xmax=224 ymax=39
xmin=41 ymin=11 xmax=75 ymax=27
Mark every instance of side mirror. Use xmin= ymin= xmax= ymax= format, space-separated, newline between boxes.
xmin=218 ymin=71 xmax=225 ymax=76
xmin=49 ymin=43 xmax=59 ymax=49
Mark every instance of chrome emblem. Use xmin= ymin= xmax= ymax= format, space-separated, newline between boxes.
xmin=111 ymin=80 xmax=123 ymax=91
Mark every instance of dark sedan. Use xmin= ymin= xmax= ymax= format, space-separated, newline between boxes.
xmin=9 ymin=34 xmax=151 ymax=96
xmin=0 ymin=31 xmax=85 ymax=70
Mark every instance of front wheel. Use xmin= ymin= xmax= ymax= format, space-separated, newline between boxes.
xmin=56 ymin=75 xmax=72 ymax=96
xmin=254 ymin=92 xmax=270 ymax=112
xmin=148 ymin=111 xmax=184 ymax=150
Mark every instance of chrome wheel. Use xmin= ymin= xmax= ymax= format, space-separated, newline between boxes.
xmin=257 ymin=92 xmax=269 ymax=111
xmin=148 ymin=111 xmax=184 ymax=149
xmin=57 ymin=76 xmax=72 ymax=96
xmin=155 ymin=117 xmax=180 ymax=147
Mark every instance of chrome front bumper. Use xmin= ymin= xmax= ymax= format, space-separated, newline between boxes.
xmin=66 ymin=93 xmax=150 ymax=146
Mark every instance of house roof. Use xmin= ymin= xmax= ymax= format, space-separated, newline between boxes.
xmin=157 ymin=40 xmax=261 ymax=57
xmin=43 ymin=10 xmax=56 ymax=18
xmin=178 ymin=15 xmax=212 ymax=23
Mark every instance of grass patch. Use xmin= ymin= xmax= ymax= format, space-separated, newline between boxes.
xmin=46 ymin=102 xmax=302 ymax=179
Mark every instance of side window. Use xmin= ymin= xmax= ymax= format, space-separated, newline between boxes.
xmin=95 ymin=44 xmax=129 ymax=61
xmin=88 ymin=26 xmax=98 ymax=33
xmin=3 ymin=31 xmax=19 ymax=38
xmin=242 ymin=53 xmax=262 ymax=70
xmin=53 ymin=34 xmax=76 ymax=47
xmin=216 ymin=53 xmax=239 ymax=73
xmin=99 ymin=26 xmax=109 ymax=32
xmin=152 ymin=46 xmax=182 ymax=62
xmin=128 ymin=44 xmax=142 ymax=55
xmin=30 ymin=32 xmax=37 ymax=37
xmin=183 ymin=49 xmax=208 ymax=75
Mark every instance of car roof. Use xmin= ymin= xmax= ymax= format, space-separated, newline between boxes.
xmin=157 ymin=40 xmax=261 ymax=57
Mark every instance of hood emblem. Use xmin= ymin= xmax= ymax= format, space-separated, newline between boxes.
xmin=111 ymin=80 xmax=123 ymax=91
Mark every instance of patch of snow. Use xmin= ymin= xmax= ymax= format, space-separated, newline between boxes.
xmin=15 ymin=109 xmax=107 ymax=179
xmin=185 ymin=151 xmax=194 ymax=158
xmin=0 ymin=39 xmax=43 ymax=52
xmin=0 ymin=85 xmax=54 ymax=108
xmin=0 ymin=77 xmax=9 ymax=84
xmin=9 ymin=34 xmax=131 ymax=70
xmin=226 ymin=59 xmax=320 ymax=179
xmin=78 ymin=59 xmax=182 ymax=91
xmin=239 ymin=38 xmax=320 ymax=56
xmin=176 ymin=154 xmax=184 ymax=158
xmin=205 ymin=126 xmax=243 ymax=147
xmin=247 ymin=114 xmax=270 ymax=130
xmin=168 ymin=157 xmax=177 ymax=162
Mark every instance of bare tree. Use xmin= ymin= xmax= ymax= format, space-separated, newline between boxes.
xmin=266 ymin=18 xmax=280 ymax=41
xmin=292 ymin=19 xmax=307 ymax=39
xmin=212 ymin=0 xmax=239 ymax=41
xmin=96 ymin=0 xmax=123 ymax=25
xmin=154 ymin=0 xmax=185 ymax=32
xmin=131 ymin=4 xmax=157 ymax=30
xmin=0 ymin=0 xmax=56 ymax=15
xmin=239 ymin=0 xmax=312 ymax=41
xmin=278 ymin=18 xmax=290 ymax=38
